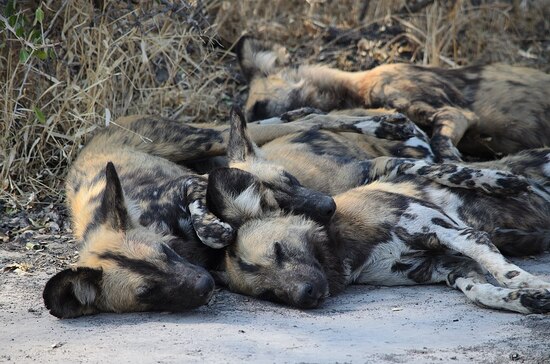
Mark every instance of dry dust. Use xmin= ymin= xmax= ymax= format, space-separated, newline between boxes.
xmin=1 ymin=225 xmax=549 ymax=363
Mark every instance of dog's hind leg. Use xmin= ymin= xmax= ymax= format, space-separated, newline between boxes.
xmin=277 ymin=112 xmax=428 ymax=141
xmin=471 ymin=148 xmax=550 ymax=185
xmin=398 ymin=201 xmax=550 ymax=290
xmin=392 ymin=252 xmax=550 ymax=313
xmin=363 ymin=245 xmax=550 ymax=313
xmin=449 ymin=270 xmax=550 ymax=314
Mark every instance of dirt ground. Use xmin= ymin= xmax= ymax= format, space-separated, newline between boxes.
xmin=1 ymin=205 xmax=549 ymax=363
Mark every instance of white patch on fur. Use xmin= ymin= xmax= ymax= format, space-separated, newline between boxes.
xmin=73 ymin=280 xmax=98 ymax=305
xmin=354 ymin=120 xmax=379 ymax=135
xmin=188 ymin=200 xmax=204 ymax=216
xmin=354 ymin=237 xmax=416 ymax=286
xmin=233 ymin=185 xmax=262 ymax=216
xmin=404 ymin=136 xmax=434 ymax=160
xmin=404 ymin=136 xmax=429 ymax=148
xmin=257 ymin=117 xmax=283 ymax=125
xmin=424 ymin=186 xmax=464 ymax=223
xmin=543 ymin=153 xmax=550 ymax=177
xmin=254 ymin=51 xmax=278 ymax=75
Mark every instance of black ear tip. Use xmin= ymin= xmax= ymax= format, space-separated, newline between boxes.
xmin=234 ymin=35 xmax=252 ymax=57
xmin=105 ymin=162 xmax=117 ymax=177
xmin=43 ymin=267 xmax=102 ymax=319
xmin=42 ymin=269 xmax=74 ymax=318
xmin=104 ymin=162 xmax=123 ymax=194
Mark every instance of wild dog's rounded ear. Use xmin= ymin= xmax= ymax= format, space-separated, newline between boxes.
xmin=101 ymin=162 xmax=130 ymax=231
xmin=43 ymin=267 xmax=102 ymax=319
xmin=227 ymin=107 xmax=262 ymax=163
xmin=234 ymin=36 xmax=287 ymax=82
xmin=185 ymin=176 xmax=235 ymax=249
xmin=206 ymin=168 xmax=263 ymax=228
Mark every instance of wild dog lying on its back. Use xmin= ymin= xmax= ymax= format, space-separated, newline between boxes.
xmin=236 ymin=37 xmax=550 ymax=162
xmin=209 ymin=111 xmax=550 ymax=313
xmin=43 ymin=114 xmax=352 ymax=318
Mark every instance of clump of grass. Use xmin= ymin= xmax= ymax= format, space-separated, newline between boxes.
xmin=1 ymin=0 xmax=233 ymax=207
xmin=1 ymin=0 xmax=549 ymax=207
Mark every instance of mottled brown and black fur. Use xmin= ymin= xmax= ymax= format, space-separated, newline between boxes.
xmin=210 ymin=110 xmax=550 ymax=314
xmin=43 ymin=113 xmax=360 ymax=318
xmin=233 ymin=109 xmax=434 ymax=196
xmin=263 ymin=111 xmax=550 ymax=257
xmin=237 ymin=37 xmax=550 ymax=162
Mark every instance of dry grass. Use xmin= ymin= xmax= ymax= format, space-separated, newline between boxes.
xmin=1 ymin=0 xmax=549 ymax=208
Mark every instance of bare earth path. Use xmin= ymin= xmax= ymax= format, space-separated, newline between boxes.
xmin=1 ymin=252 xmax=549 ymax=363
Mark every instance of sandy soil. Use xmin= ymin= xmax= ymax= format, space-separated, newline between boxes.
xmin=1 ymin=248 xmax=549 ymax=363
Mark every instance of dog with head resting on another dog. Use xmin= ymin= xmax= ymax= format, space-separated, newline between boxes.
xmin=43 ymin=114 xmax=377 ymax=318
xmin=206 ymin=109 xmax=550 ymax=314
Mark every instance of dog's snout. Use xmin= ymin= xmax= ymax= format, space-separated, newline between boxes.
xmin=318 ymin=198 xmax=336 ymax=218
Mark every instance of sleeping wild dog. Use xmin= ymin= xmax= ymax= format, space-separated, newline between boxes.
xmin=253 ymin=109 xmax=550 ymax=199
xmin=208 ymin=110 xmax=550 ymax=314
xmin=235 ymin=36 xmax=550 ymax=162
xmin=43 ymin=114 xmax=363 ymax=318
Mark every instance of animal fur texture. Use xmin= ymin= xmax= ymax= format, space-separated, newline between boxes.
xmin=44 ymin=111 xmax=400 ymax=318
xmin=211 ymin=110 xmax=550 ymax=314
xmin=236 ymin=36 xmax=550 ymax=162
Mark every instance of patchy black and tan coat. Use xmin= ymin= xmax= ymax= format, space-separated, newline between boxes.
xmin=43 ymin=113 xmax=366 ymax=318
xmin=236 ymin=37 xmax=550 ymax=162
xmin=210 ymin=111 xmax=550 ymax=314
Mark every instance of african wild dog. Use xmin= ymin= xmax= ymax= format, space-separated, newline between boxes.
xmin=43 ymin=113 xmax=370 ymax=318
xmin=241 ymin=109 xmax=550 ymax=255
xmin=255 ymin=110 xmax=550 ymax=255
xmin=243 ymin=110 xmax=540 ymax=199
xmin=234 ymin=109 xmax=550 ymax=257
xmin=207 ymin=110 xmax=550 ymax=313
xmin=236 ymin=36 xmax=550 ymax=162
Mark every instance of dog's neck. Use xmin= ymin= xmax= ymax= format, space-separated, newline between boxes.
xmin=297 ymin=66 xmax=368 ymax=111
xmin=326 ymin=209 xmax=380 ymax=289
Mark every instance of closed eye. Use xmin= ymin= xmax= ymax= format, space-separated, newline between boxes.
xmin=274 ymin=241 xmax=284 ymax=266
xmin=161 ymin=244 xmax=184 ymax=263
xmin=282 ymin=171 xmax=302 ymax=187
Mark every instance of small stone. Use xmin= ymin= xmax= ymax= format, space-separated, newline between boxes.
xmin=510 ymin=352 xmax=521 ymax=361
xmin=47 ymin=222 xmax=60 ymax=232
xmin=51 ymin=342 xmax=64 ymax=349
